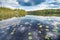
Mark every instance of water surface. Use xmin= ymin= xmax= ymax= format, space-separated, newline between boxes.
xmin=0 ymin=15 xmax=60 ymax=40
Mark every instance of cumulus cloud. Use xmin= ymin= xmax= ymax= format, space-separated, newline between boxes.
xmin=0 ymin=0 xmax=60 ymax=11
xmin=0 ymin=0 xmax=20 ymax=8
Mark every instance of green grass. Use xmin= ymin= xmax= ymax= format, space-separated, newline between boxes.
xmin=0 ymin=7 xmax=26 ymax=20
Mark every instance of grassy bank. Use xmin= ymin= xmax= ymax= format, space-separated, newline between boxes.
xmin=0 ymin=7 xmax=26 ymax=20
xmin=0 ymin=7 xmax=60 ymax=20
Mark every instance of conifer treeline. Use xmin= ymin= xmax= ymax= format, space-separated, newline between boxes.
xmin=27 ymin=9 xmax=60 ymax=16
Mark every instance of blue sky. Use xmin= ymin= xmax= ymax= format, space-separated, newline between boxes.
xmin=0 ymin=0 xmax=60 ymax=11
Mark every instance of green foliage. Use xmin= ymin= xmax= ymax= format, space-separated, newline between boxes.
xmin=0 ymin=7 xmax=26 ymax=20
xmin=27 ymin=9 xmax=60 ymax=16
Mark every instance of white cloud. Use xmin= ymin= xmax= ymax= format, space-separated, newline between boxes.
xmin=0 ymin=0 xmax=60 ymax=11
xmin=45 ymin=0 xmax=55 ymax=3
xmin=23 ymin=0 xmax=29 ymax=2
xmin=0 ymin=0 xmax=20 ymax=8
xmin=22 ymin=0 xmax=60 ymax=11
xmin=57 ymin=0 xmax=60 ymax=2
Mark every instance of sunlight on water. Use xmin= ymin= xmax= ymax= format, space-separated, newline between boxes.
xmin=0 ymin=15 xmax=60 ymax=40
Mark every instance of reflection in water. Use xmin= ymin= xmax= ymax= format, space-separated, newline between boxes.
xmin=0 ymin=15 xmax=60 ymax=40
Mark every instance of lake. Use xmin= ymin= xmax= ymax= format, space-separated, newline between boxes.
xmin=0 ymin=15 xmax=60 ymax=40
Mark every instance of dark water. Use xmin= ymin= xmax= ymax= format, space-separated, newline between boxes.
xmin=0 ymin=15 xmax=60 ymax=40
